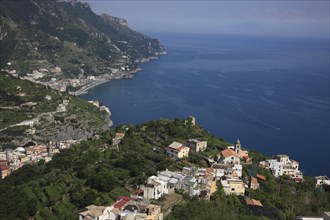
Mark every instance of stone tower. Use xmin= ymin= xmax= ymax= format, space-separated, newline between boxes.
xmin=234 ymin=139 xmax=241 ymax=154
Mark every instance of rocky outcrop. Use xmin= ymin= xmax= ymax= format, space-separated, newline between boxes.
xmin=100 ymin=14 xmax=128 ymax=26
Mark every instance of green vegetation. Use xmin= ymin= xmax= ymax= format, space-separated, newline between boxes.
xmin=0 ymin=0 xmax=165 ymax=79
xmin=0 ymin=74 xmax=111 ymax=146
xmin=0 ymin=118 xmax=329 ymax=219
xmin=168 ymin=174 xmax=330 ymax=220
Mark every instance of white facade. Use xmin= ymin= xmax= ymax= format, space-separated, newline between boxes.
xmin=232 ymin=164 xmax=242 ymax=178
xmin=315 ymin=176 xmax=330 ymax=187
xmin=142 ymin=176 xmax=168 ymax=200
xmin=266 ymin=155 xmax=303 ymax=179
xmin=221 ymin=178 xmax=245 ymax=196
xmin=79 ymin=205 xmax=114 ymax=220
xmin=217 ymin=149 xmax=241 ymax=165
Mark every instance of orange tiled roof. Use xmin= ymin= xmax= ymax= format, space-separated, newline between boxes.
xmin=220 ymin=148 xmax=239 ymax=158
xmin=114 ymin=196 xmax=133 ymax=209
xmin=251 ymin=199 xmax=263 ymax=206
xmin=256 ymin=174 xmax=266 ymax=181
xmin=251 ymin=177 xmax=258 ymax=185
xmin=240 ymin=151 xmax=248 ymax=157
xmin=246 ymin=198 xmax=263 ymax=207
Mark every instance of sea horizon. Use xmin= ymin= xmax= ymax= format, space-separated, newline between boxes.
xmin=81 ymin=33 xmax=330 ymax=177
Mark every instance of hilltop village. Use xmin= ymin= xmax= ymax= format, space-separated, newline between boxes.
xmin=1 ymin=117 xmax=329 ymax=220
xmin=78 ymin=135 xmax=328 ymax=220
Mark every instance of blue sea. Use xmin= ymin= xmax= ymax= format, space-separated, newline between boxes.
xmin=81 ymin=33 xmax=330 ymax=176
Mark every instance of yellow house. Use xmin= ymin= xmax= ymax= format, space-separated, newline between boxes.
xmin=210 ymin=179 xmax=217 ymax=194
xmin=166 ymin=142 xmax=190 ymax=159
xmin=221 ymin=179 xmax=245 ymax=196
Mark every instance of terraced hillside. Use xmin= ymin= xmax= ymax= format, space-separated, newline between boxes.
xmin=0 ymin=73 xmax=112 ymax=147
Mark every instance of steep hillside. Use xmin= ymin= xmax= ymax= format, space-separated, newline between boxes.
xmin=0 ymin=118 xmax=328 ymax=219
xmin=0 ymin=73 xmax=112 ymax=147
xmin=0 ymin=0 xmax=165 ymax=92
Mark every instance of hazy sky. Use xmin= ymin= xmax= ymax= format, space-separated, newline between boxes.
xmin=86 ymin=0 xmax=329 ymax=38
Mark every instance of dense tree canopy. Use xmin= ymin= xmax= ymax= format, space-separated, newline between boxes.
xmin=0 ymin=118 xmax=329 ymax=219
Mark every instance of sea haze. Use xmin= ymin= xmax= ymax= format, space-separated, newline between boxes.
xmin=81 ymin=33 xmax=330 ymax=176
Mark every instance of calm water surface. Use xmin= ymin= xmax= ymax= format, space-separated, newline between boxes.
xmin=81 ymin=34 xmax=330 ymax=176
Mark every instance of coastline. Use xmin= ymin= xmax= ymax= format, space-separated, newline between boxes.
xmin=73 ymin=52 xmax=167 ymax=96
xmin=73 ymin=67 xmax=143 ymax=96
xmin=73 ymin=78 xmax=112 ymax=96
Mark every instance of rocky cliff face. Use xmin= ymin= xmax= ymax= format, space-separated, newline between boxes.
xmin=100 ymin=14 xmax=128 ymax=27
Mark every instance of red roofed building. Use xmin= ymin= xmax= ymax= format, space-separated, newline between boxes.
xmin=116 ymin=133 xmax=125 ymax=139
xmin=114 ymin=196 xmax=133 ymax=209
xmin=256 ymin=174 xmax=266 ymax=181
xmin=216 ymin=148 xmax=240 ymax=165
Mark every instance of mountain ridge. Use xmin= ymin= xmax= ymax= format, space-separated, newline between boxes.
xmin=0 ymin=0 xmax=166 ymax=93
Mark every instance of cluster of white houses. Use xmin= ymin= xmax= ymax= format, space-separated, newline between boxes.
xmin=143 ymin=139 xmax=261 ymax=198
xmin=0 ymin=130 xmax=126 ymax=179
xmin=259 ymin=154 xmax=304 ymax=182
xmin=0 ymin=140 xmax=76 ymax=178
xmin=212 ymin=139 xmax=259 ymax=196
xmin=79 ymin=196 xmax=163 ymax=220
xmin=141 ymin=167 xmax=217 ymax=200
xmin=78 ymin=139 xmax=261 ymax=220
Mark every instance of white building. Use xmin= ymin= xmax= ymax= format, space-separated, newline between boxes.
xmin=216 ymin=148 xmax=240 ymax=165
xmin=141 ymin=176 xmax=168 ymax=200
xmin=157 ymin=170 xmax=183 ymax=191
xmin=221 ymin=178 xmax=245 ymax=196
xmin=315 ymin=176 xmax=330 ymax=188
xmin=266 ymin=155 xmax=303 ymax=179
xmin=79 ymin=205 xmax=114 ymax=220
xmin=232 ymin=164 xmax=243 ymax=178
xmin=79 ymin=199 xmax=164 ymax=220
xmin=211 ymin=163 xmax=230 ymax=179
